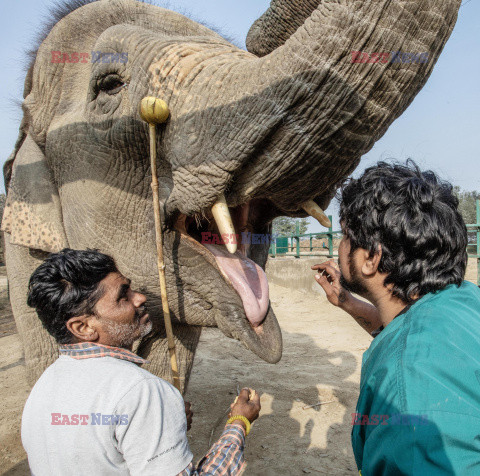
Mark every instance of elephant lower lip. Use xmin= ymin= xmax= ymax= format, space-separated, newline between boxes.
xmin=204 ymin=244 xmax=269 ymax=327
xmin=173 ymin=199 xmax=275 ymax=326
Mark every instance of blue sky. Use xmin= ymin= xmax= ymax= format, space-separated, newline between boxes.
xmin=0 ymin=0 xmax=478 ymax=233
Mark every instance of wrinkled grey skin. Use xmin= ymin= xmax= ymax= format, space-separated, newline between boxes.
xmin=3 ymin=0 xmax=461 ymax=392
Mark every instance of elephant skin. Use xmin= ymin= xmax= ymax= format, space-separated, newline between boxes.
xmin=2 ymin=0 xmax=461 ymax=392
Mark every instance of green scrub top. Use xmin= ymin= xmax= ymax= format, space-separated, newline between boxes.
xmin=352 ymin=281 xmax=480 ymax=475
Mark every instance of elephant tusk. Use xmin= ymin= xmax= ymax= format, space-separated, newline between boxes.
xmin=211 ymin=194 xmax=237 ymax=254
xmin=301 ymin=200 xmax=331 ymax=228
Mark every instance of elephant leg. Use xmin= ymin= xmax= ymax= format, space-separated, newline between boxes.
xmin=136 ymin=325 xmax=202 ymax=395
xmin=4 ymin=233 xmax=59 ymax=387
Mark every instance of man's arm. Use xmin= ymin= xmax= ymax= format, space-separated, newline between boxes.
xmin=179 ymin=388 xmax=261 ymax=476
xmin=179 ymin=424 xmax=246 ymax=476
xmin=312 ymin=260 xmax=382 ymax=334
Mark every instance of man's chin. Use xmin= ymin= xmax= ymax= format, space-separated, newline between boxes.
xmin=139 ymin=320 xmax=153 ymax=338
xmin=340 ymin=275 xmax=366 ymax=296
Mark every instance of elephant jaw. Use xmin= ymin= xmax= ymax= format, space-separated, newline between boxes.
xmin=173 ymin=199 xmax=282 ymax=362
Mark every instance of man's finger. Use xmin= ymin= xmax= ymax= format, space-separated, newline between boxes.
xmin=237 ymin=388 xmax=251 ymax=403
xmin=322 ymin=264 xmax=340 ymax=280
xmin=250 ymin=390 xmax=261 ymax=406
xmin=315 ymin=274 xmax=334 ymax=297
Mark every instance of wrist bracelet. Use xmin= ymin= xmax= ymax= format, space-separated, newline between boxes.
xmin=227 ymin=415 xmax=251 ymax=435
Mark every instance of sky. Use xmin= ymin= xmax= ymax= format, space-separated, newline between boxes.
xmin=0 ymin=0 xmax=478 ymax=234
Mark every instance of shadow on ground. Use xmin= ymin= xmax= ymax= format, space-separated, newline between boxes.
xmin=185 ymin=325 xmax=364 ymax=475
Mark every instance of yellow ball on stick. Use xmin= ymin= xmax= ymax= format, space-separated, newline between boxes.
xmin=139 ymin=97 xmax=170 ymax=124
xmin=140 ymin=96 xmax=180 ymax=391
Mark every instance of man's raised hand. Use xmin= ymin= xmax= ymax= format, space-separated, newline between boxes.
xmin=311 ymin=260 xmax=350 ymax=308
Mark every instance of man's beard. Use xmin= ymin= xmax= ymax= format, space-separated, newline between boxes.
xmin=340 ymin=256 xmax=368 ymax=296
xmin=101 ymin=306 xmax=153 ymax=348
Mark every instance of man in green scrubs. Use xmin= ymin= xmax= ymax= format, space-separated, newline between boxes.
xmin=313 ymin=161 xmax=480 ymax=475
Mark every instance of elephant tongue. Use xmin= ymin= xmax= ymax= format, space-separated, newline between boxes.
xmin=205 ymin=244 xmax=269 ymax=327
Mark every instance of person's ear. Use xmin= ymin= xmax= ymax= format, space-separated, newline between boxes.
xmin=361 ymin=245 xmax=382 ymax=276
xmin=66 ymin=316 xmax=99 ymax=342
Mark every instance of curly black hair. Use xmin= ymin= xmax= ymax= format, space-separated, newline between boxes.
xmin=27 ymin=248 xmax=118 ymax=343
xmin=339 ymin=160 xmax=468 ymax=302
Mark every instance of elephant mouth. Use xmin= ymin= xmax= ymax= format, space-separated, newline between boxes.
xmin=203 ymin=244 xmax=269 ymax=327
xmin=173 ymin=198 xmax=275 ymax=329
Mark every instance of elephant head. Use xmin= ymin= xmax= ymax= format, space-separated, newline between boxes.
xmin=2 ymin=0 xmax=461 ymax=391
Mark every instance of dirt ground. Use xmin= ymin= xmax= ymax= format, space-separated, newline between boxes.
xmin=1 ymin=259 xmax=478 ymax=475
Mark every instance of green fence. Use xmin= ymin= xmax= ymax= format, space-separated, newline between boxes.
xmin=269 ymin=215 xmax=342 ymax=259
xmin=466 ymin=199 xmax=480 ymax=285
xmin=270 ymin=200 xmax=480 ymax=285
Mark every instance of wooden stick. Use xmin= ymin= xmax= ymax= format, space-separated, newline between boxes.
xmin=302 ymin=400 xmax=336 ymax=410
xmin=143 ymin=102 xmax=181 ymax=391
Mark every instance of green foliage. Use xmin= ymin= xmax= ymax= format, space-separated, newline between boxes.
xmin=454 ymin=187 xmax=479 ymax=225
xmin=272 ymin=216 xmax=309 ymax=236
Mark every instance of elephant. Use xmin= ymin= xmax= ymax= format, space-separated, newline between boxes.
xmin=2 ymin=0 xmax=461 ymax=393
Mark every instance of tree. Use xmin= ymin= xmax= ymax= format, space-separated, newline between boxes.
xmin=272 ymin=216 xmax=309 ymax=236
xmin=454 ymin=187 xmax=479 ymax=245
xmin=0 ymin=194 xmax=5 ymax=265
xmin=454 ymin=187 xmax=479 ymax=226
xmin=0 ymin=194 xmax=5 ymax=228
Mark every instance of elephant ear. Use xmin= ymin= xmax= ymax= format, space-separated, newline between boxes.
xmin=2 ymin=133 xmax=68 ymax=253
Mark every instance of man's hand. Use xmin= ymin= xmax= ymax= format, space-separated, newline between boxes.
xmin=312 ymin=260 xmax=351 ymax=308
xmin=229 ymin=388 xmax=261 ymax=425
xmin=184 ymin=401 xmax=193 ymax=432
xmin=312 ymin=260 xmax=382 ymax=334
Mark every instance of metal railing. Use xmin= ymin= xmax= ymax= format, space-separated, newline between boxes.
xmin=269 ymin=215 xmax=341 ymax=259
xmin=466 ymin=199 xmax=480 ymax=285
xmin=270 ymin=200 xmax=480 ymax=285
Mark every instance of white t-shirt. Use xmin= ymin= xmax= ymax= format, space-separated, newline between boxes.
xmin=22 ymin=355 xmax=193 ymax=475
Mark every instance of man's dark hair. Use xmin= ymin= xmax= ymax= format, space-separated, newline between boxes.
xmin=27 ymin=248 xmax=118 ymax=343
xmin=340 ymin=160 xmax=468 ymax=302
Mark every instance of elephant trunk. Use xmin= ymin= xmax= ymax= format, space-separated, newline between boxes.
xmin=246 ymin=0 xmax=322 ymax=57
xmin=165 ymin=0 xmax=461 ymax=218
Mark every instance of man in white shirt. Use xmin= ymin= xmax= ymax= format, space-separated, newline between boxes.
xmin=22 ymin=248 xmax=260 ymax=475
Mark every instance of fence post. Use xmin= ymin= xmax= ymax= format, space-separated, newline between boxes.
xmin=328 ymin=215 xmax=333 ymax=258
xmin=295 ymin=220 xmax=300 ymax=258
xmin=477 ymin=199 xmax=480 ymax=286
xmin=310 ymin=236 xmax=313 ymax=252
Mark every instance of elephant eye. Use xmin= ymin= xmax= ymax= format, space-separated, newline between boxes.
xmin=97 ymin=74 xmax=126 ymax=96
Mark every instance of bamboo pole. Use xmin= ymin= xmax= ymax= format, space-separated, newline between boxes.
xmin=140 ymin=97 xmax=180 ymax=391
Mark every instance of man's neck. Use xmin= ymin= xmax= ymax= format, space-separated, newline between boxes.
xmin=71 ymin=337 xmax=133 ymax=351
xmin=368 ymin=289 xmax=408 ymax=328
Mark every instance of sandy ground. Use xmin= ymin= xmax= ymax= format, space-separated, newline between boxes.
xmin=184 ymin=284 xmax=371 ymax=475
xmin=0 ymin=259 xmax=478 ymax=475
